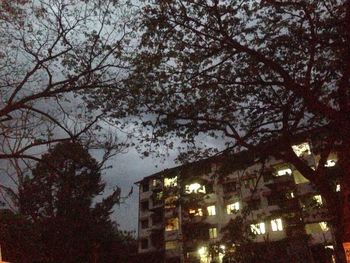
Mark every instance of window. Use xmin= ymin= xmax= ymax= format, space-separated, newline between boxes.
xmin=207 ymin=205 xmax=216 ymax=216
xmin=209 ymin=227 xmax=217 ymax=239
xmin=244 ymin=177 xmax=257 ymax=189
xmin=142 ymin=182 xmax=149 ymax=192
xmin=223 ymin=182 xmax=236 ymax=193
xmin=165 ymin=241 xmax=178 ymax=250
xmin=165 ymin=195 xmax=178 ymax=209
xmin=313 ymin=195 xmax=323 ymax=205
xmin=336 ymin=184 xmax=341 ymax=192
xmin=305 ymin=222 xmax=329 ymax=234
xmin=164 ymin=176 xmax=177 ymax=187
xmin=325 ymin=159 xmax=337 ymax=167
xmin=250 ymin=222 xmax=266 ymax=235
xmin=185 ymin=183 xmax=206 ymax=194
xmin=198 ymin=246 xmax=208 ymax=257
xmin=189 ymin=208 xmax=203 ymax=217
xmin=165 ymin=217 xmax=179 ymax=231
xmin=276 ymin=168 xmax=292 ymax=176
xmin=286 ymin=191 xmax=295 ymax=199
xmin=141 ymin=201 xmax=149 ymax=211
xmin=141 ymin=238 xmax=148 ymax=249
xmin=292 ymin=142 xmax=311 ymax=157
xmin=141 ymin=219 xmax=149 ymax=229
xmin=271 ymin=218 xmax=283 ymax=231
xmin=152 ymin=179 xmax=162 ymax=188
xmin=152 ymin=192 xmax=163 ymax=207
xmin=226 ymin=202 xmax=240 ymax=214
xmin=319 ymin=222 xmax=329 ymax=231
xmin=152 ymin=211 xmax=163 ymax=225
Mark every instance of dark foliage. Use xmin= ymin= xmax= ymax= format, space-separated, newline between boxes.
xmin=0 ymin=142 xmax=134 ymax=263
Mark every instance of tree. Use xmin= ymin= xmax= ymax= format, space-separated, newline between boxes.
xmin=104 ymin=0 xmax=350 ymax=262
xmin=0 ymin=0 xmax=132 ymax=162
xmin=0 ymin=141 xmax=122 ymax=263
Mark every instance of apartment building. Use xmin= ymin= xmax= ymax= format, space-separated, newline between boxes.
xmin=136 ymin=141 xmax=339 ymax=263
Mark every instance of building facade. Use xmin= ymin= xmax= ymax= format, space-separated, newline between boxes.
xmin=136 ymin=141 xmax=339 ymax=263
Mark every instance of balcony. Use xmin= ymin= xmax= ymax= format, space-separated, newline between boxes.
xmin=302 ymin=207 xmax=330 ymax=223
xmin=265 ymin=175 xmax=294 ymax=187
xmin=296 ymin=183 xmax=315 ymax=196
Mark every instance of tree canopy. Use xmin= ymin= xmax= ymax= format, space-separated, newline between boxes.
xmin=0 ymin=141 xmax=127 ymax=263
xmin=0 ymin=0 xmax=132 ymax=162
xmin=103 ymin=0 xmax=350 ymax=262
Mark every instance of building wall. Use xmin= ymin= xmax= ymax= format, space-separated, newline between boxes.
xmin=136 ymin=141 xmax=338 ymax=262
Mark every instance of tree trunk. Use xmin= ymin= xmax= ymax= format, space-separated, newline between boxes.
xmin=316 ymin=179 xmax=345 ymax=263
xmin=335 ymin=134 xmax=350 ymax=263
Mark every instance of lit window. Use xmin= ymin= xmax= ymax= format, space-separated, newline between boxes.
xmin=189 ymin=208 xmax=203 ymax=216
xmin=152 ymin=179 xmax=162 ymax=188
xmin=319 ymin=222 xmax=329 ymax=231
xmin=198 ymin=246 xmax=207 ymax=257
xmin=271 ymin=218 xmax=283 ymax=231
xmin=165 ymin=195 xmax=178 ymax=209
xmin=292 ymin=143 xmax=311 ymax=157
xmin=165 ymin=218 xmax=179 ymax=231
xmin=286 ymin=191 xmax=295 ymax=199
xmin=336 ymin=184 xmax=341 ymax=192
xmin=277 ymin=168 xmax=292 ymax=176
xmin=207 ymin=205 xmax=216 ymax=216
xmin=164 ymin=176 xmax=177 ymax=187
xmin=226 ymin=202 xmax=240 ymax=214
xmin=313 ymin=195 xmax=323 ymax=205
xmin=209 ymin=227 xmax=217 ymax=239
xmin=185 ymin=183 xmax=206 ymax=194
xmin=325 ymin=159 xmax=337 ymax=167
xmin=165 ymin=241 xmax=178 ymax=250
xmin=250 ymin=222 xmax=266 ymax=235
xmin=152 ymin=192 xmax=163 ymax=206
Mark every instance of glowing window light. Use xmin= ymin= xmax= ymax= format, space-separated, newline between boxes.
xmin=189 ymin=208 xmax=203 ymax=216
xmin=164 ymin=176 xmax=177 ymax=187
xmin=292 ymin=142 xmax=311 ymax=157
xmin=336 ymin=184 xmax=341 ymax=192
xmin=198 ymin=246 xmax=207 ymax=256
xmin=250 ymin=222 xmax=266 ymax=235
xmin=165 ymin=241 xmax=178 ymax=250
xmin=207 ymin=205 xmax=216 ymax=216
xmin=226 ymin=202 xmax=240 ymax=214
xmin=185 ymin=183 xmax=206 ymax=194
xmin=165 ymin=218 xmax=179 ymax=231
xmin=219 ymin=245 xmax=226 ymax=262
xmin=209 ymin=227 xmax=217 ymax=239
xmin=271 ymin=218 xmax=283 ymax=231
xmin=313 ymin=195 xmax=323 ymax=205
xmin=277 ymin=168 xmax=292 ymax=176
xmin=325 ymin=159 xmax=337 ymax=167
xmin=319 ymin=222 xmax=329 ymax=231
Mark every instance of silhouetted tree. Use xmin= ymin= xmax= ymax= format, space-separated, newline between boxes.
xmin=0 ymin=0 xmax=132 ymax=162
xmin=0 ymin=141 xmax=123 ymax=263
